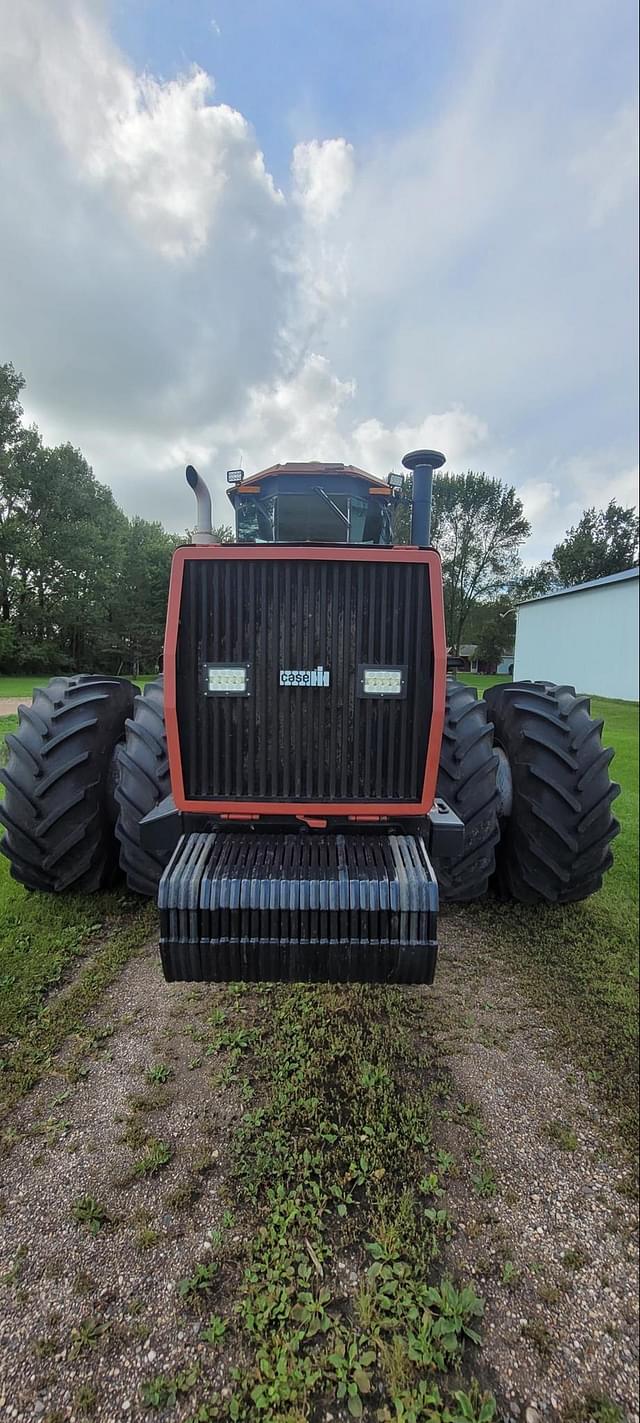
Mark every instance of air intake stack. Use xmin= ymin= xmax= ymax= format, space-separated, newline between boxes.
xmin=402 ymin=449 xmax=446 ymax=547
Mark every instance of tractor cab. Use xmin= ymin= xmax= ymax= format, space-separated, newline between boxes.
xmin=226 ymin=462 xmax=397 ymax=545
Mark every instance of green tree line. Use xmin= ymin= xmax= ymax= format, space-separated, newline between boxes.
xmin=2 ymin=360 xmax=637 ymax=673
xmin=0 ymin=363 xmax=190 ymax=674
xmin=0 ymin=363 xmax=230 ymax=675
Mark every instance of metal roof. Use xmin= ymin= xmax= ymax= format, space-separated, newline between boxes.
xmin=251 ymin=461 xmax=387 ymax=485
xmin=517 ymin=566 xmax=639 ymax=607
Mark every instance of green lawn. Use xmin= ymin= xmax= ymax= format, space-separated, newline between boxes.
xmin=0 ymin=712 xmax=151 ymax=1113
xmin=1 ymin=676 xmax=638 ymax=1151
xmin=459 ymin=674 xmax=639 ymax=1153
xmin=0 ymin=674 xmax=153 ymax=700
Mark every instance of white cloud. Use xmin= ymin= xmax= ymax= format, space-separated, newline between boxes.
xmin=518 ymin=479 xmax=559 ymax=524
xmin=1 ymin=3 xmax=281 ymax=260
xmin=292 ymin=138 xmax=355 ymax=223
xmin=0 ymin=0 xmax=637 ymax=559
xmin=571 ymin=105 xmax=639 ymax=229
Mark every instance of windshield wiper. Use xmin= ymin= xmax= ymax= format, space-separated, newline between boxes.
xmin=313 ymin=486 xmax=351 ymax=533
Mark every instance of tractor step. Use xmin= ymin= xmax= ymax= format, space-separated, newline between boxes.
xmin=158 ymin=831 xmax=438 ymax=984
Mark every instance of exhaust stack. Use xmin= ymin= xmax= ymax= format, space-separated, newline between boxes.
xmin=186 ymin=465 xmax=218 ymax=545
xmin=402 ymin=449 xmax=446 ymax=547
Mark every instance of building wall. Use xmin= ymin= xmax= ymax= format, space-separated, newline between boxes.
xmin=514 ymin=576 xmax=639 ymax=701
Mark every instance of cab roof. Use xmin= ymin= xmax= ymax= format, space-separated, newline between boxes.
xmin=251 ymin=461 xmax=387 ymax=484
xmin=227 ymin=461 xmax=391 ymax=501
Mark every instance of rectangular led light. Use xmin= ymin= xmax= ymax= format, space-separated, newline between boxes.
xmin=226 ymin=468 xmax=244 ymax=484
xmin=359 ymin=665 xmax=406 ymax=697
xmin=205 ymin=663 xmax=250 ymax=696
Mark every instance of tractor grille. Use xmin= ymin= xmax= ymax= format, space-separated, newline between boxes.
xmin=175 ymin=555 xmax=433 ymax=803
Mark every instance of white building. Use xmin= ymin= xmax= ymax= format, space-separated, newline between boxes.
xmin=514 ymin=567 xmax=639 ymax=702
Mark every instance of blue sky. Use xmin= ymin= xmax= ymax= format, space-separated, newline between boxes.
xmin=113 ymin=0 xmax=462 ymax=178
xmin=0 ymin=0 xmax=638 ymax=556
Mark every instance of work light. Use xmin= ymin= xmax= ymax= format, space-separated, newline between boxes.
xmin=359 ymin=665 xmax=406 ymax=697
xmin=205 ymin=664 xmax=250 ymax=695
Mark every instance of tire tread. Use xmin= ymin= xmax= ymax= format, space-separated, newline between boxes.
xmin=486 ymin=679 xmax=619 ymax=904
xmin=0 ymin=676 xmax=136 ymax=893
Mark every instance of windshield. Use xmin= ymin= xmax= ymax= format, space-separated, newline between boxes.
xmin=235 ymin=489 xmax=393 ymax=544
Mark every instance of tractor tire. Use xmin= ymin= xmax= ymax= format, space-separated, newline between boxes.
xmin=0 ymin=676 xmax=137 ymax=893
xmin=431 ymin=678 xmax=500 ymax=901
xmin=114 ymin=677 xmax=170 ymax=897
xmin=484 ymin=680 xmax=620 ymax=904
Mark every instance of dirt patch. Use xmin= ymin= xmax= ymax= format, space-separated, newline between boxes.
xmin=0 ymin=942 xmax=238 ymax=1422
xmin=429 ymin=909 xmax=639 ymax=1421
xmin=0 ymin=698 xmax=21 ymax=716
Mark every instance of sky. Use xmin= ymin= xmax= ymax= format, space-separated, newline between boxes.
xmin=0 ymin=0 xmax=638 ymax=560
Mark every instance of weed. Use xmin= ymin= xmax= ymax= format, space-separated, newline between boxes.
xmin=327 ymin=1335 xmax=376 ymax=1417
xmin=75 ymin=1384 xmax=97 ymax=1416
xmin=501 ymin=1259 xmax=519 ymax=1286
xmin=39 ymin=1115 xmax=73 ymax=1144
xmin=522 ymin=1318 xmax=554 ymax=1358
xmin=178 ymin=1262 xmax=219 ymax=1305
xmin=546 ymin=1120 xmax=579 ymax=1152
xmin=136 ymin=1225 xmax=160 ymax=1250
xmin=141 ymin=1366 xmax=199 ymax=1409
xmin=167 ymin=1179 xmax=201 ymax=1210
xmin=69 ymin=1316 xmax=109 ymax=1358
xmin=34 ymin=1336 xmax=57 ymax=1359
xmin=145 ymin=1063 xmax=172 ymax=1085
xmin=208 ymin=1025 xmax=257 ymax=1060
xmin=563 ymin=1394 xmax=625 ymax=1423
xmin=1 ymin=1244 xmax=27 ymax=1285
xmin=71 ymin=1195 xmax=110 ymax=1236
xmin=562 ymin=1247 xmax=589 ymax=1271
xmin=471 ymin=1166 xmax=497 ymax=1198
xmin=73 ymin=1270 xmax=95 ymax=1296
xmin=200 ymin=1313 xmax=227 ymax=1345
xmin=133 ymin=1139 xmax=173 ymax=1176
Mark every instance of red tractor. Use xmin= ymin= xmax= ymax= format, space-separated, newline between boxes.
xmin=0 ymin=452 xmax=620 ymax=983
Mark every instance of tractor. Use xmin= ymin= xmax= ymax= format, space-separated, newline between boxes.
xmin=0 ymin=452 xmax=620 ymax=984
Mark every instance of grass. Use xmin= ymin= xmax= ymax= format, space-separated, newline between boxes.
xmin=0 ymin=671 xmax=636 ymax=1414
xmin=166 ymin=980 xmax=495 ymax=1421
xmin=2 ymin=669 xmax=638 ymax=1158
xmin=0 ymin=711 xmax=153 ymax=1119
xmin=0 ymin=674 xmax=154 ymax=700
xmin=458 ymin=675 xmax=639 ymax=1155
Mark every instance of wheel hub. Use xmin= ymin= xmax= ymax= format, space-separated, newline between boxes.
xmin=494 ymin=745 xmax=513 ymax=818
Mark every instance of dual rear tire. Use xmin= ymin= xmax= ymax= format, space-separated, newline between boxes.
xmin=0 ymin=676 xmax=137 ymax=893
xmin=0 ymin=675 xmax=171 ymax=896
xmin=1 ymin=674 xmax=621 ymax=908
xmin=431 ymin=678 xmax=620 ymax=906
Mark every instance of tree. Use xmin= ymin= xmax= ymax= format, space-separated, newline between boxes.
xmin=0 ymin=361 xmax=184 ymax=674
xmin=552 ymin=501 xmax=639 ymax=588
xmin=431 ymin=473 xmax=530 ymax=651
xmin=393 ymin=470 xmax=530 ymax=650
xmin=465 ymin=594 xmax=515 ymax=667
xmin=512 ymin=560 xmax=559 ymax=601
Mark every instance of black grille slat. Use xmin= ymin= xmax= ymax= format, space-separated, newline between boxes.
xmin=176 ymin=556 xmax=433 ymax=804
xmin=408 ymin=566 xmax=426 ymax=796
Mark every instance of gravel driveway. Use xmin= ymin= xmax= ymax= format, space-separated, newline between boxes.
xmin=0 ymin=923 xmax=637 ymax=1421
